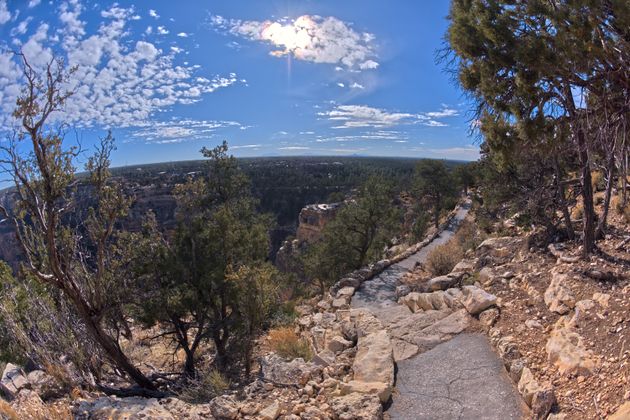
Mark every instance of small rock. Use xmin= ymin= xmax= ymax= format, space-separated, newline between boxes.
xmin=593 ymin=292 xmax=611 ymax=308
xmin=210 ymin=395 xmax=239 ymax=420
xmin=478 ymin=308 xmax=500 ymax=327
xmin=331 ymin=393 xmax=382 ymax=420
xmin=259 ymin=401 xmax=281 ymax=420
xmin=461 ymin=285 xmax=497 ymax=315
xmin=544 ymin=270 xmax=575 ymax=315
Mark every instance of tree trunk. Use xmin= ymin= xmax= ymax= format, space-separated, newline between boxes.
xmin=67 ymin=289 xmax=157 ymax=390
xmin=566 ymin=85 xmax=595 ymax=256
xmin=578 ymin=132 xmax=596 ymax=255
xmin=596 ymin=153 xmax=616 ymax=239
xmin=553 ymin=156 xmax=574 ymax=240
xmin=434 ymin=196 xmax=440 ymax=229
xmin=183 ymin=350 xmax=196 ymax=378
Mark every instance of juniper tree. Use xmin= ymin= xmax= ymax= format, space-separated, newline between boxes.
xmin=0 ymin=55 xmax=156 ymax=390
xmin=413 ymin=160 xmax=457 ymax=229
xmin=130 ymin=142 xmax=275 ymax=377
xmin=446 ymin=0 xmax=629 ymax=255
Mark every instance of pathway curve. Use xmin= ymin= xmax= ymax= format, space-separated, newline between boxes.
xmin=350 ymin=200 xmax=528 ymax=420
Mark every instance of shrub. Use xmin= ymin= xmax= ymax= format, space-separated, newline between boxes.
xmin=455 ymin=219 xmax=486 ymax=252
xmin=612 ymin=195 xmax=626 ymax=215
xmin=591 ymin=171 xmax=605 ymax=192
xmin=571 ymin=202 xmax=584 ymax=220
xmin=426 ymin=242 xmax=464 ymax=276
xmin=411 ymin=212 xmax=431 ymax=242
xmin=268 ymin=327 xmax=312 ymax=361
xmin=176 ymin=369 xmax=230 ymax=403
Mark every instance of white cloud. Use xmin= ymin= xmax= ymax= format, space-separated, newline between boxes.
xmin=425 ymin=107 xmax=458 ymax=118
xmin=320 ymin=105 xmax=416 ymax=129
xmin=231 ymin=144 xmax=262 ymax=150
xmin=132 ymin=119 xmax=243 ymax=143
xmin=59 ymin=0 xmax=84 ymax=36
xmin=210 ymin=14 xmax=378 ymax=70
xmin=319 ymin=104 xmax=459 ymax=129
xmin=149 ymin=9 xmax=159 ymax=19
xmin=145 ymin=25 xmax=153 ymax=34
xmin=350 ymin=82 xmax=364 ymax=90
xmin=157 ymin=26 xmax=169 ymax=35
xmin=0 ymin=3 xmax=240 ymax=131
xmin=28 ymin=0 xmax=41 ymax=8
xmin=0 ymin=0 xmax=11 ymax=25
xmin=337 ymin=82 xmax=345 ymax=88
xmin=10 ymin=17 xmax=32 ymax=36
xmin=316 ymin=130 xmax=407 ymax=142
xmin=278 ymin=146 xmax=310 ymax=150
xmin=177 ymin=32 xmax=189 ymax=37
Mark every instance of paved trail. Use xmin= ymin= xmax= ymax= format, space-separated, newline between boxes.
xmin=350 ymin=200 xmax=528 ymax=420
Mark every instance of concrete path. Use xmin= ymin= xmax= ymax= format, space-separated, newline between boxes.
xmin=389 ymin=333 xmax=528 ymax=420
xmin=349 ymin=200 xmax=528 ymax=419
xmin=351 ymin=200 xmax=471 ymax=311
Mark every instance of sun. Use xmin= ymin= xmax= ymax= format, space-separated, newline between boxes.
xmin=260 ymin=15 xmax=315 ymax=57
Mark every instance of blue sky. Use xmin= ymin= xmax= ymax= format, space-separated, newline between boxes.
xmin=0 ymin=0 xmax=479 ymax=167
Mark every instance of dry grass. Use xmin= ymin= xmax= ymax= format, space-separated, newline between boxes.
xmin=591 ymin=170 xmax=605 ymax=192
xmin=571 ymin=202 xmax=584 ymax=220
xmin=176 ymin=369 xmax=230 ymax=403
xmin=426 ymin=242 xmax=464 ymax=276
xmin=268 ymin=327 xmax=312 ymax=361
xmin=454 ymin=219 xmax=486 ymax=252
xmin=0 ymin=400 xmax=19 ymax=420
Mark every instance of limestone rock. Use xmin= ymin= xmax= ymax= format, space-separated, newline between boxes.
xmin=353 ymin=330 xmax=394 ymax=388
xmin=479 ymin=308 xmax=500 ymax=327
xmin=411 ymin=309 xmax=471 ymax=352
xmin=209 ymin=395 xmax=239 ymax=420
xmin=313 ymin=349 xmax=336 ymax=367
xmin=476 ymin=237 xmax=526 ymax=264
xmin=328 ymin=335 xmax=353 ymax=354
xmin=462 ymin=286 xmax=497 ymax=315
xmin=452 ymin=259 xmax=475 ymax=274
xmin=478 ymin=267 xmax=498 ymax=287
xmin=340 ymin=380 xmax=391 ymax=403
xmin=569 ymin=299 xmax=595 ymax=328
xmin=259 ymin=401 xmax=281 ymax=420
xmin=609 ymin=402 xmax=630 ymax=420
xmin=336 ymin=286 xmax=355 ymax=298
xmin=425 ymin=274 xmax=459 ymax=292
xmin=544 ymin=270 xmax=575 ymax=315
xmin=10 ymin=389 xmax=56 ymax=419
xmin=508 ymin=358 xmax=526 ymax=383
xmin=497 ymin=336 xmax=521 ymax=361
xmin=517 ymin=368 xmax=555 ymax=419
xmin=331 ymin=393 xmax=383 ymax=420
xmin=1 ymin=363 xmax=29 ymax=399
xmin=398 ymin=291 xmax=455 ymax=313
xmin=593 ymin=292 xmax=610 ymax=308
xmin=332 ymin=297 xmax=350 ymax=309
xmin=391 ymin=338 xmax=420 ymax=362
xmin=350 ymin=308 xmax=384 ymax=337
xmin=546 ymin=318 xmax=597 ymax=376
xmin=75 ymin=396 xmax=176 ymax=420
xmin=260 ymin=355 xmax=319 ymax=386
xmin=387 ymin=309 xmax=451 ymax=344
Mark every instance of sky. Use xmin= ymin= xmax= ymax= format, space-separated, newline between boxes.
xmin=0 ymin=0 xmax=479 ymax=168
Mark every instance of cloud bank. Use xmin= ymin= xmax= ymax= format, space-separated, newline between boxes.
xmin=209 ymin=14 xmax=378 ymax=71
xmin=0 ymin=1 xmax=240 ymax=140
